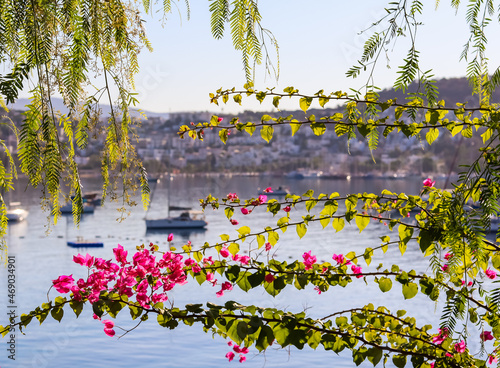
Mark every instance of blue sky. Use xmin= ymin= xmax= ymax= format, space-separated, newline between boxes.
xmin=99 ymin=1 xmax=500 ymax=114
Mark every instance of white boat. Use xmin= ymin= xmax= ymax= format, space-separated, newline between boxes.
xmin=146 ymin=211 xmax=207 ymax=230
xmin=6 ymin=203 xmax=28 ymax=222
xmin=145 ymin=172 xmax=207 ymax=230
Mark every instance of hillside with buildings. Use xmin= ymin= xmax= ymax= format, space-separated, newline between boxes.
xmin=0 ymin=77 xmax=488 ymax=179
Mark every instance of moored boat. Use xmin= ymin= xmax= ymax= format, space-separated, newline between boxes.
xmin=145 ymin=211 xmax=207 ymax=230
xmin=6 ymin=203 xmax=28 ymax=222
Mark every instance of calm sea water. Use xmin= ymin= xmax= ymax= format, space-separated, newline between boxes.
xmin=1 ymin=176 xmax=451 ymax=367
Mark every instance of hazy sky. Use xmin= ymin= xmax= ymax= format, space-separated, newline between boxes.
xmin=83 ymin=2 xmax=500 ymax=114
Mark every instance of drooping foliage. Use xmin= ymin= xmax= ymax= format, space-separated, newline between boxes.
xmin=4 ymin=1 xmax=500 ymax=368
xmin=0 ymin=0 xmax=275 ymax=248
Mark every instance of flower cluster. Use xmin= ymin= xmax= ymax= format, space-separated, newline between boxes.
xmin=432 ymin=327 xmax=449 ymax=345
xmin=52 ymin=242 xmax=188 ymax=335
xmin=485 ymin=269 xmax=497 ymax=280
xmin=226 ymin=341 xmax=249 ymax=363
xmin=302 ymin=251 xmax=317 ymax=270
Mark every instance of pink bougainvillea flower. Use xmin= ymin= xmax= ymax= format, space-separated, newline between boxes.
xmin=73 ymin=253 xmax=95 ymax=267
xmin=423 ymin=178 xmax=436 ymax=187
xmin=102 ymin=319 xmax=114 ymax=329
xmin=92 ymin=313 xmax=101 ymax=320
xmin=227 ymin=341 xmax=233 ymax=347
xmin=455 ymin=340 xmax=466 ymax=353
xmin=233 ymin=345 xmax=243 ymax=353
xmin=102 ymin=320 xmax=115 ymax=337
xmin=112 ymin=244 xmax=128 ymax=265
xmin=485 ymin=269 xmax=497 ymax=279
xmin=220 ymin=247 xmax=230 ymax=258
xmin=432 ymin=328 xmax=449 ymax=345
xmin=230 ymin=219 xmax=239 ymax=225
xmin=430 ymin=362 xmax=435 ymax=368
xmin=314 ymin=286 xmax=322 ymax=294
xmin=239 ymin=255 xmax=250 ymax=265
xmin=283 ymin=206 xmax=291 ymax=212
xmin=227 ymin=193 xmax=238 ymax=201
xmin=302 ymin=251 xmax=317 ymax=270
xmin=221 ymin=281 xmax=233 ymax=291
xmin=239 ymin=355 xmax=246 ymax=363
xmin=489 ymin=355 xmax=498 ymax=365
xmin=332 ymin=253 xmax=345 ymax=265
xmin=265 ymin=242 xmax=272 ymax=251
xmin=444 ymin=253 xmax=453 ymax=260
xmin=351 ymin=265 xmax=363 ymax=278
xmin=216 ymin=289 xmax=225 ymax=297
xmin=241 ymin=208 xmax=249 ymax=215
xmin=218 ymin=117 xmax=223 ymax=122
xmin=52 ymin=274 xmax=75 ymax=293
xmin=104 ymin=328 xmax=115 ymax=337
xmin=167 ymin=233 xmax=174 ymax=242
xmin=264 ymin=187 xmax=273 ymax=193
xmin=258 ymin=194 xmax=267 ymax=204
xmin=441 ymin=264 xmax=449 ymax=272
xmin=225 ymin=352 xmax=235 ymax=362
xmin=265 ymin=273 xmax=275 ymax=283
xmin=481 ymin=331 xmax=494 ymax=341
xmin=461 ymin=279 xmax=473 ymax=287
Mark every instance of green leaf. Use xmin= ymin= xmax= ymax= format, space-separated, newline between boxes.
xmin=257 ymin=234 xmax=266 ymax=248
xmin=296 ymin=223 xmax=307 ymax=238
xmin=0 ymin=325 xmax=9 ymax=337
xmin=378 ymin=277 xmax=392 ymax=292
xmin=228 ymin=242 xmax=240 ymax=255
xmin=392 ymin=354 xmax=407 ymax=368
xmin=305 ymin=199 xmax=317 ymax=212
xmin=345 ymin=195 xmax=358 ymax=212
xmin=299 ymin=97 xmax=313 ymax=113
xmin=224 ymin=207 xmax=234 ymax=220
xmin=69 ymin=299 xmax=84 ymax=317
xmin=332 ymin=218 xmax=345 ymax=232
xmin=273 ymin=96 xmax=281 ymax=108
xmin=311 ymin=122 xmax=326 ymax=136
xmin=237 ymin=226 xmax=251 ymax=240
xmin=355 ymin=215 xmax=370 ymax=233
xmin=237 ymin=272 xmax=252 ymax=292
xmin=366 ymin=347 xmax=383 ymax=366
xmin=268 ymin=231 xmax=280 ymax=245
xmin=290 ymin=120 xmax=301 ymax=136
xmin=219 ymin=129 xmax=228 ymax=144
xmin=226 ymin=265 xmax=241 ymax=282
xmin=129 ymin=304 xmax=143 ymax=320
xmin=245 ymin=123 xmax=256 ymax=136
xmin=236 ymin=321 xmax=248 ymax=340
xmin=51 ymin=307 xmax=64 ymax=322
xmin=402 ymin=282 xmax=418 ymax=299
xmin=255 ymin=325 xmax=274 ymax=351
xmin=425 ymin=127 xmax=439 ymax=145
xmin=320 ymin=216 xmax=331 ymax=228
xmin=260 ymin=125 xmax=274 ymax=143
